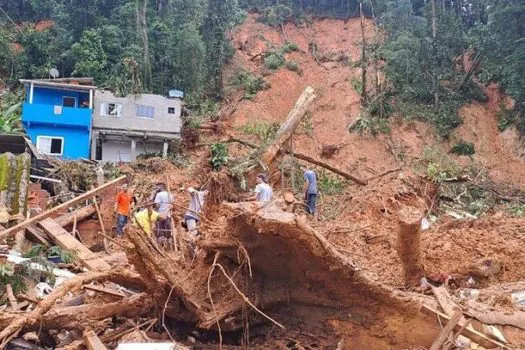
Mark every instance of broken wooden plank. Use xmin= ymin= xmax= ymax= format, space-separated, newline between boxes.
xmin=289 ymin=151 xmax=367 ymax=186
xmin=420 ymin=305 xmax=509 ymax=349
xmin=261 ymin=87 xmax=316 ymax=166
xmin=429 ymin=310 xmax=462 ymax=350
xmin=0 ymin=175 xmax=126 ymax=239
xmin=39 ymin=218 xmax=110 ymax=271
xmin=83 ymin=284 xmax=126 ymax=298
xmin=83 ymin=328 xmax=108 ymax=350
xmin=25 ymin=225 xmax=52 ymax=246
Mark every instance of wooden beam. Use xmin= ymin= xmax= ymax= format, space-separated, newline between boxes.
xmin=420 ymin=305 xmax=509 ymax=349
xmin=0 ymin=176 xmax=126 ymax=240
xmin=83 ymin=284 xmax=126 ymax=298
xmin=429 ymin=311 xmax=462 ymax=350
xmin=83 ymin=328 xmax=108 ymax=350
xmin=289 ymin=151 xmax=368 ymax=186
xmin=25 ymin=225 xmax=52 ymax=246
xmin=39 ymin=218 xmax=110 ymax=271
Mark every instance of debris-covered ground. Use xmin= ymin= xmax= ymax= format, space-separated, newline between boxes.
xmin=2 ymin=13 xmax=525 ymax=350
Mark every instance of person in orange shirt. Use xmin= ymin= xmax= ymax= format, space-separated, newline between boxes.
xmin=114 ymin=183 xmax=133 ymax=237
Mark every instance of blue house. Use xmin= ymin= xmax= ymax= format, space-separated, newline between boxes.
xmin=20 ymin=78 xmax=96 ymax=160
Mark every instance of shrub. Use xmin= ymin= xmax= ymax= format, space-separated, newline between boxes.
xmin=209 ymin=143 xmax=228 ymax=171
xmin=318 ymin=171 xmax=345 ymax=195
xmin=349 ymin=117 xmax=391 ymax=136
xmin=264 ymin=52 xmax=285 ymax=70
xmin=496 ymin=103 xmax=515 ymax=131
xmin=259 ymin=5 xmax=293 ymax=27
xmin=420 ymin=146 xmax=461 ymax=181
xmin=239 ymin=121 xmax=280 ymax=143
xmin=451 ymin=140 xmax=475 ymax=156
xmin=285 ymin=60 xmax=301 ymax=73
xmin=230 ymin=70 xmax=270 ymax=99
xmin=281 ymin=41 xmax=299 ymax=53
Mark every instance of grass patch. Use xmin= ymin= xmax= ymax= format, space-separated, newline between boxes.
xmin=350 ymin=78 xmax=363 ymax=95
xmin=318 ymin=170 xmax=345 ymax=195
xmin=264 ymin=51 xmax=285 ymax=70
xmin=450 ymin=140 xmax=475 ymax=156
xmin=230 ymin=70 xmax=270 ymax=100
xmin=419 ymin=146 xmax=461 ymax=182
xmin=349 ymin=117 xmax=391 ymax=136
xmin=239 ymin=120 xmax=280 ymax=143
xmin=281 ymin=41 xmax=299 ymax=53
xmin=285 ymin=60 xmax=301 ymax=74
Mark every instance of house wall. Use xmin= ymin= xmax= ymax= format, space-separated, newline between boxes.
xmin=93 ymin=91 xmax=182 ymax=136
xmin=28 ymin=87 xmax=90 ymax=107
xmin=21 ymin=85 xmax=93 ymax=160
xmin=100 ymin=139 xmax=164 ymax=163
xmin=25 ymin=125 xmax=90 ymax=159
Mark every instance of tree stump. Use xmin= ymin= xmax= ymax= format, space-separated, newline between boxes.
xmin=397 ymin=207 xmax=425 ymax=286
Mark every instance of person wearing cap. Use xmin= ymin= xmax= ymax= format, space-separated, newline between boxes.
xmin=250 ymin=173 xmax=273 ymax=202
xmin=114 ymin=184 xmax=133 ymax=237
xmin=133 ymin=203 xmax=160 ymax=237
xmin=184 ymin=187 xmax=208 ymax=236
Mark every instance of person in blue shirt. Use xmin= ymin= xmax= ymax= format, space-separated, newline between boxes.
xmin=302 ymin=167 xmax=318 ymax=218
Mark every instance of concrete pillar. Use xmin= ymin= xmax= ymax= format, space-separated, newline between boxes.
xmin=162 ymin=141 xmax=168 ymax=158
xmin=89 ymin=89 xmax=93 ymax=110
xmin=90 ymin=131 xmax=98 ymax=161
xmin=130 ymin=139 xmax=136 ymax=161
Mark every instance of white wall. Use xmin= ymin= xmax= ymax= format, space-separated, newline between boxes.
xmin=101 ymin=140 xmax=164 ymax=163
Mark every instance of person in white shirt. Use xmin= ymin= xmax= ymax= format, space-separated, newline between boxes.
xmin=184 ymin=187 xmax=208 ymax=236
xmin=250 ymin=173 xmax=273 ymax=202
xmin=153 ymin=182 xmax=173 ymax=244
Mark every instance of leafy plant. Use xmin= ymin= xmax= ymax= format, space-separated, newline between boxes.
xmin=0 ymin=102 xmax=22 ymax=134
xmin=285 ymin=60 xmax=301 ymax=73
xmin=281 ymin=41 xmax=299 ymax=53
xmin=451 ymin=141 xmax=475 ymax=156
xmin=318 ymin=171 xmax=345 ymax=195
xmin=264 ymin=51 xmax=285 ymax=70
xmin=350 ymin=78 xmax=363 ymax=95
xmin=23 ymin=244 xmax=46 ymax=258
xmin=47 ymin=246 xmax=76 ymax=264
xmin=239 ymin=121 xmax=279 ymax=143
xmin=259 ymin=5 xmax=293 ymax=27
xmin=230 ymin=70 xmax=270 ymax=99
xmin=349 ymin=117 xmax=390 ymax=136
xmin=209 ymin=143 xmax=229 ymax=171
xmin=496 ymin=103 xmax=516 ymax=132
xmin=420 ymin=146 xmax=461 ymax=182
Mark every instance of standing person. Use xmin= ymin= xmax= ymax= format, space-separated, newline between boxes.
xmin=302 ymin=167 xmax=318 ymax=217
xmin=133 ymin=203 xmax=159 ymax=238
xmin=250 ymin=173 xmax=273 ymax=202
xmin=154 ymin=182 xmax=173 ymax=245
xmin=184 ymin=187 xmax=208 ymax=237
xmin=114 ymin=184 xmax=132 ymax=237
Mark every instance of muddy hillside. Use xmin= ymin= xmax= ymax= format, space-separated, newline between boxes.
xmin=1 ymin=13 xmax=525 ymax=350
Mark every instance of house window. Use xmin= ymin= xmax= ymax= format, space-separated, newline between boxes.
xmin=168 ymin=107 xmax=176 ymax=115
xmin=101 ymin=102 xmax=123 ymax=117
xmin=136 ymin=105 xmax=155 ymax=118
xmin=36 ymin=136 xmax=64 ymax=156
xmin=63 ymin=97 xmax=76 ymax=108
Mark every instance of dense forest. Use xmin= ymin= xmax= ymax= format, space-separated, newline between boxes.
xmin=0 ymin=0 xmax=523 ymax=135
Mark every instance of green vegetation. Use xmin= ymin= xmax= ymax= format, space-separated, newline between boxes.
xmin=451 ymin=141 xmax=475 ymax=156
xmin=239 ymin=120 xmax=280 ymax=143
xmin=209 ymin=143 xmax=229 ymax=171
xmin=496 ymin=103 xmax=516 ymax=132
xmin=318 ymin=171 xmax=345 ymax=195
xmin=264 ymin=51 xmax=286 ymax=70
xmin=281 ymin=41 xmax=299 ymax=54
xmin=285 ymin=60 xmax=301 ymax=74
xmin=230 ymin=70 xmax=270 ymax=99
xmin=420 ymin=146 xmax=461 ymax=182
xmin=349 ymin=117 xmax=391 ymax=136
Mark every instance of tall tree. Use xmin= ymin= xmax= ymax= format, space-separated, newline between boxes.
xmin=136 ymin=0 xmax=152 ymax=91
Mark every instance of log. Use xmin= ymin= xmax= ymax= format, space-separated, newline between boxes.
xmin=54 ymin=204 xmax=97 ymax=227
xmin=289 ymin=151 xmax=367 ymax=186
xmin=0 ymin=176 xmax=126 ymax=240
xmin=26 ymin=225 xmax=51 ymax=246
xmin=261 ymin=87 xmax=316 ymax=166
xmin=0 ymin=268 xmax=144 ymax=344
xmin=397 ymin=207 xmax=424 ymax=286
xmin=84 ymin=328 xmax=107 ymax=350
xmin=429 ymin=311 xmax=463 ymax=350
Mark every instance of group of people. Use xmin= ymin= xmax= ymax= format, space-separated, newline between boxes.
xmin=113 ymin=166 xmax=318 ymax=241
xmin=114 ymin=182 xmax=208 ymax=244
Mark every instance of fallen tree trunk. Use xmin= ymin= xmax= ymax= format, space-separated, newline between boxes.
xmin=0 ymin=294 xmax=152 ymax=332
xmin=397 ymin=207 xmax=425 ymax=286
xmin=261 ymin=87 xmax=316 ymax=166
xmin=0 ymin=176 xmax=126 ymax=240
xmin=429 ymin=311 xmax=463 ymax=350
xmin=0 ymin=268 xmax=144 ymax=345
xmin=289 ymin=151 xmax=368 ymax=186
xmin=54 ymin=204 xmax=97 ymax=227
